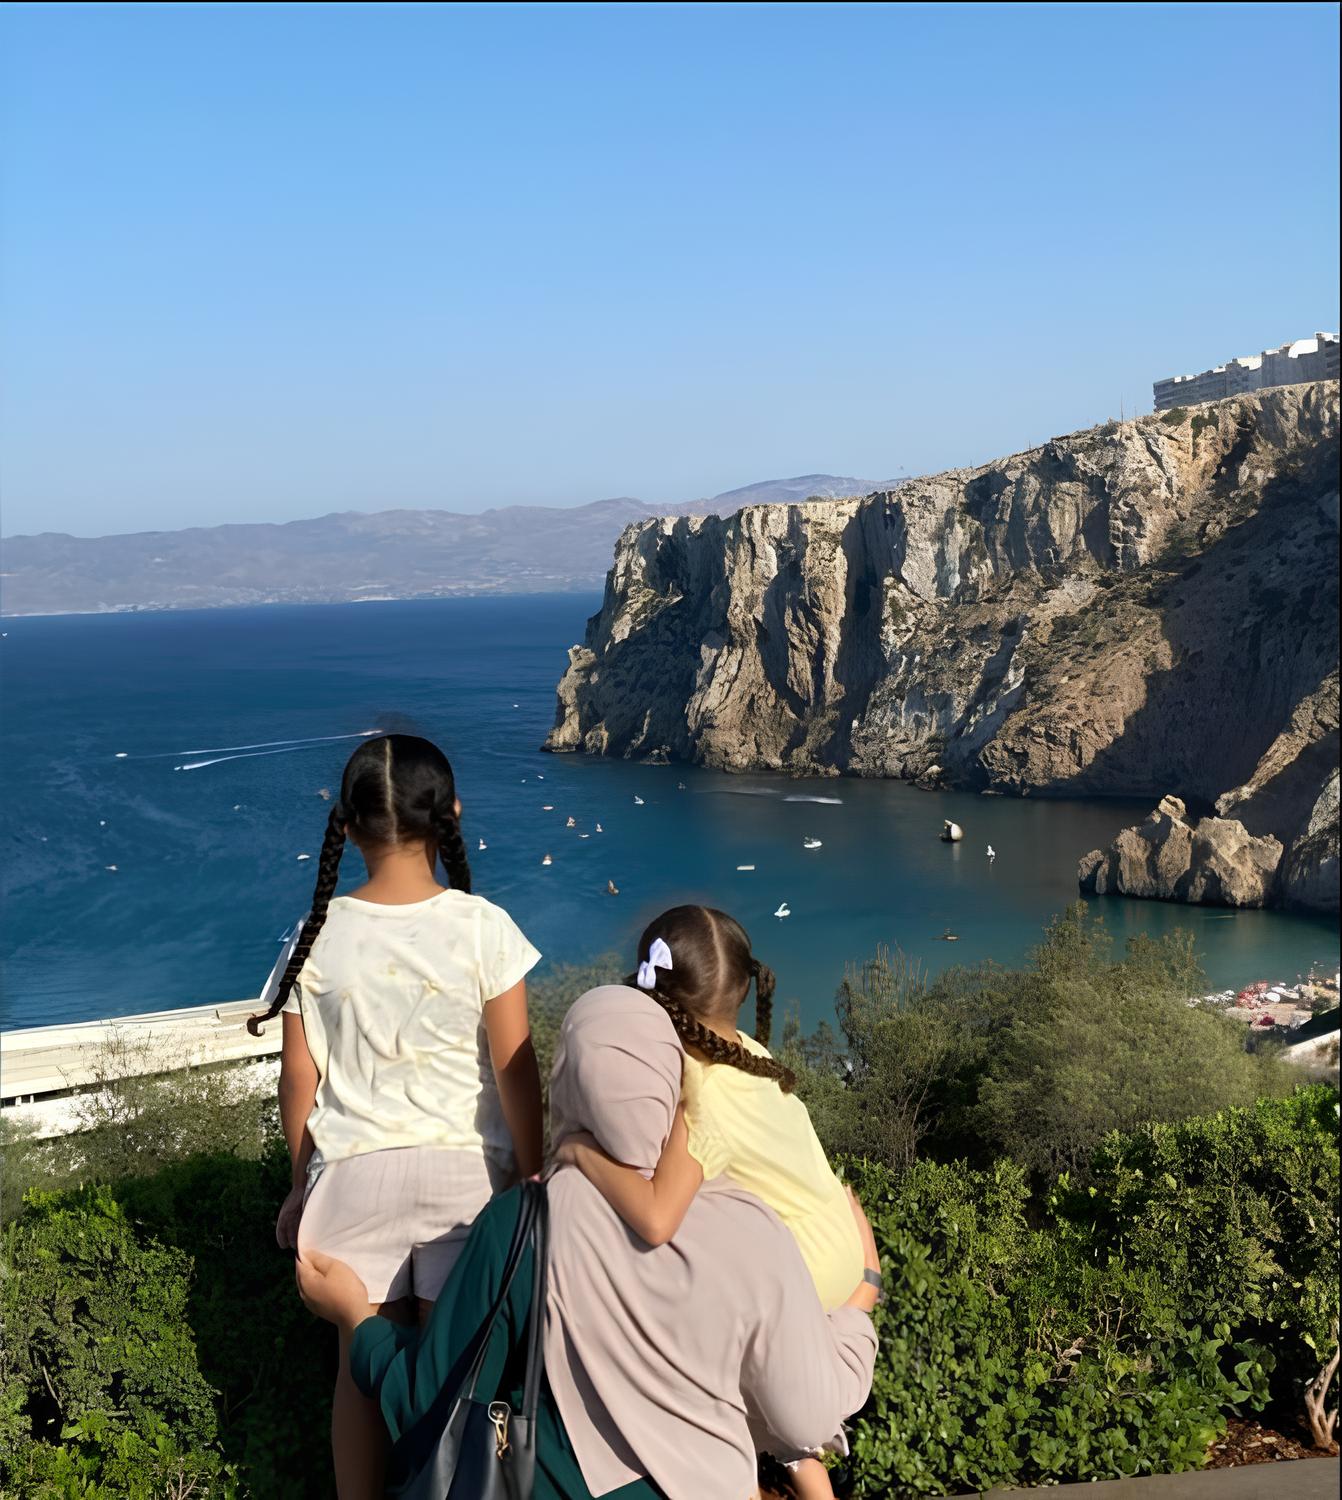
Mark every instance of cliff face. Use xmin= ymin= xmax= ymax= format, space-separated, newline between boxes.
xmin=545 ymin=383 xmax=1340 ymax=911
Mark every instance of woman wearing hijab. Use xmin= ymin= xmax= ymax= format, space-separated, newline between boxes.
xmin=296 ymin=985 xmax=880 ymax=1499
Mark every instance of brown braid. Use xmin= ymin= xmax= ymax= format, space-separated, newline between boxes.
xmin=633 ymin=981 xmax=797 ymax=1092
xmin=432 ymin=802 xmax=472 ymax=893
xmin=752 ymin=958 xmax=777 ymax=1048
xmin=248 ymin=805 xmax=346 ymax=1035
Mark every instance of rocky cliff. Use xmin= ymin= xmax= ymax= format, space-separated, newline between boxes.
xmin=545 ymin=382 xmax=1340 ymax=912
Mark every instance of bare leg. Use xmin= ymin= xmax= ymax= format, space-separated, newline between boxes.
xmin=331 ymin=1299 xmax=415 ymax=1500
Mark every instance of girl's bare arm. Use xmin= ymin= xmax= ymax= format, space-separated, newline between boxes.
xmin=279 ymin=1011 xmax=319 ymax=1184
xmin=556 ymin=1103 xmax=703 ymax=1247
xmin=483 ymin=979 xmax=544 ymax=1178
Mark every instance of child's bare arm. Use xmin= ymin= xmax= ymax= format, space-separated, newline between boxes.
xmin=484 ymin=980 xmax=544 ymax=1178
xmin=556 ymin=1103 xmax=703 ymax=1247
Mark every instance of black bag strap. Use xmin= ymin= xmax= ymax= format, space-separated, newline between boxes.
xmin=390 ymin=1184 xmax=538 ymax=1475
xmin=519 ymin=1182 xmax=549 ymax=1422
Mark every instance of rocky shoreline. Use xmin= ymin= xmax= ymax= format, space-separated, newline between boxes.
xmin=546 ymin=383 xmax=1340 ymax=914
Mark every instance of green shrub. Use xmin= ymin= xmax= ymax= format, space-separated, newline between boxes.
xmin=1052 ymin=1086 xmax=1340 ymax=1445
xmin=0 ymin=1185 xmax=237 ymax=1498
xmin=838 ymin=1135 xmax=1330 ymax=1497
xmin=787 ymin=905 xmax=1289 ymax=1183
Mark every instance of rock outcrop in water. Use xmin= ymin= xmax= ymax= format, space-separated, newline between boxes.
xmin=545 ymin=382 xmax=1340 ymax=912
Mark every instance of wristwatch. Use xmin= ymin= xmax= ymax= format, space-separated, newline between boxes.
xmin=862 ymin=1267 xmax=883 ymax=1302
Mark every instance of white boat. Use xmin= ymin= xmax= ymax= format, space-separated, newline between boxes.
xmin=986 ymin=844 xmax=996 ymax=859
xmin=774 ymin=902 xmax=791 ymax=920
xmin=478 ymin=838 xmax=487 ymax=851
xmin=541 ymin=854 xmax=553 ymax=867
xmin=595 ymin=823 xmax=604 ymax=833
xmin=736 ymin=864 xmax=756 ymax=871
xmin=296 ymin=854 xmax=311 ymax=861
xmin=542 ymin=804 xmax=554 ymax=811
xmin=566 ymin=816 xmax=576 ymax=828
xmin=941 ymin=820 xmax=964 ymax=843
xmin=633 ymin=796 xmax=645 ymax=806
xmin=803 ymin=837 xmax=822 ymax=850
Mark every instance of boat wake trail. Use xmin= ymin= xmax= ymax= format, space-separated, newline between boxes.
xmin=783 ymin=795 xmax=844 ymax=804
xmin=171 ymin=730 xmax=384 ymax=771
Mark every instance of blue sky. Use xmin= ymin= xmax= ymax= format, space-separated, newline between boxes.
xmin=2 ymin=2 xmax=1337 ymax=537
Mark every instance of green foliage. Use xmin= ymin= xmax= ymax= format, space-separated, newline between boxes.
xmin=841 ymin=1091 xmax=1339 ymax=1496
xmin=1 ymin=1043 xmax=273 ymax=1221
xmin=1160 ymin=406 xmax=1188 ymax=425
xmin=0 ymin=1185 xmax=237 ymax=1498
xmin=1052 ymin=1087 xmax=1341 ymax=1424
xmin=786 ymin=903 xmax=1289 ymax=1184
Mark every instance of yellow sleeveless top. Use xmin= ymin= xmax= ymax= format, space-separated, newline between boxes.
xmin=680 ymin=1032 xmax=866 ymax=1312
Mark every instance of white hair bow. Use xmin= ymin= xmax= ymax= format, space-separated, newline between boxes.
xmin=636 ymin=937 xmax=674 ymax=990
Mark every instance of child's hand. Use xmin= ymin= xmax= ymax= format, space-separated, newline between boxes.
xmin=275 ymin=1184 xmax=305 ymax=1250
xmin=553 ymin=1130 xmax=599 ymax=1168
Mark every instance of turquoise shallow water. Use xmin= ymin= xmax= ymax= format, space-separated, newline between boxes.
xmin=2 ymin=596 xmax=1336 ymax=1031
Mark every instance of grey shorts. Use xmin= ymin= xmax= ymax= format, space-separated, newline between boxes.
xmin=297 ymin=1145 xmax=513 ymax=1304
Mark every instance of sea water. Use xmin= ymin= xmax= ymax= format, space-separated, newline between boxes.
xmin=2 ymin=596 xmax=1336 ymax=1031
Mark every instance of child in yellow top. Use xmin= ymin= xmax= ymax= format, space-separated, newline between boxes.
xmin=556 ymin=904 xmax=868 ymax=1500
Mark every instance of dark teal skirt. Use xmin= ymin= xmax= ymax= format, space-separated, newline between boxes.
xmin=349 ymin=1186 xmax=663 ymax=1500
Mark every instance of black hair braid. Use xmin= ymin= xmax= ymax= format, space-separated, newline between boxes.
xmin=630 ymin=978 xmax=797 ymax=1093
xmin=247 ymin=806 xmax=346 ymax=1036
xmin=432 ymin=802 xmax=472 ymax=894
xmin=752 ymin=958 xmax=777 ymax=1048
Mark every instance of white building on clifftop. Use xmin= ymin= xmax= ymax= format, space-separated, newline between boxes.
xmin=1153 ymin=332 xmax=1339 ymax=410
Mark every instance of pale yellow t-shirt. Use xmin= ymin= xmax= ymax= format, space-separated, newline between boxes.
xmin=266 ymin=889 xmax=540 ymax=1167
xmin=680 ymin=1032 xmax=866 ymax=1312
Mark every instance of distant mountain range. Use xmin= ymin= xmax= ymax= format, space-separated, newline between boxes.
xmin=0 ymin=476 xmax=891 ymax=616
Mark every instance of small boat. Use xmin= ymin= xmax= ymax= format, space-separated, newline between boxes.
xmin=542 ymin=804 xmax=554 ymax=811
xmin=478 ymin=838 xmax=487 ymax=851
xmin=803 ymin=837 xmax=822 ymax=850
xmin=774 ymin=902 xmax=791 ymax=920
xmin=105 ymin=864 xmax=118 ymax=872
xmin=296 ymin=853 xmax=311 ymax=862
xmin=736 ymin=864 xmax=756 ymax=871
xmin=677 ymin=782 xmax=687 ymax=790
xmin=541 ymin=854 xmax=553 ymax=867
xmin=317 ymin=787 xmax=331 ymax=800
xmin=595 ymin=823 xmax=604 ymax=833
xmin=607 ymin=879 xmax=619 ymax=895
xmin=633 ymin=796 xmax=645 ymax=806
xmin=986 ymin=844 xmax=996 ymax=859
xmin=941 ymin=820 xmax=964 ymax=843
xmin=939 ymin=927 xmax=959 ymax=941
xmin=579 ymin=833 xmax=590 ymax=839
xmin=536 ymin=774 xmax=544 ymax=780
xmin=565 ymin=816 xmax=576 ymax=828
xmin=114 ymin=752 xmax=128 ymax=759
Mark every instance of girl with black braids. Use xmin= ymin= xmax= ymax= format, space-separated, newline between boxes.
xmin=251 ymin=734 xmax=543 ymax=1500
xmin=555 ymin=904 xmax=869 ymax=1500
